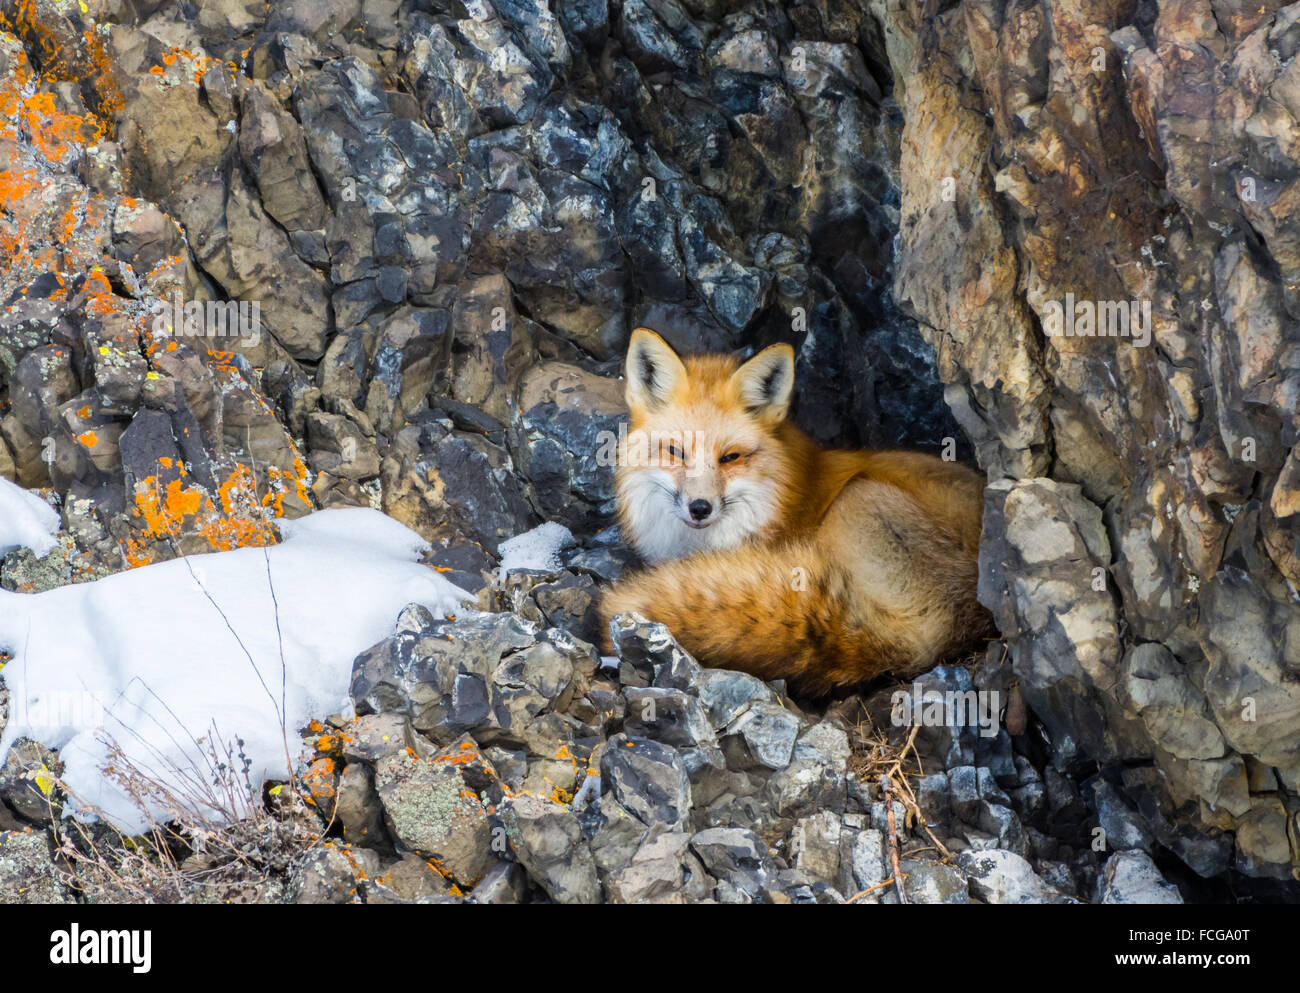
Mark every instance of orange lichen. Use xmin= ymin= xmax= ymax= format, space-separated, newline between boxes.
xmin=0 ymin=166 xmax=37 ymax=206
xmin=300 ymin=757 xmax=338 ymax=807
xmin=261 ymin=455 xmax=311 ymax=517
xmin=18 ymin=90 xmax=97 ymax=164
xmin=0 ymin=6 xmax=135 ymax=286
xmin=0 ymin=168 xmax=42 ymax=263
xmin=120 ymin=460 xmax=278 ymax=567
xmin=1 ymin=0 xmax=123 ymax=129
xmin=82 ymin=268 xmax=118 ymax=315
xmin=147 ymin=47 xmax=217 ymax=88
xmin=145 ymin=254 xmax=182 ymax=282
xmin=136 ymin=475 xmax=203 ymax=531
xmin=204 ymin=347 xmax=237 ymax=373
xmin=57 ymin=201 xmax=81 ymax=244
xmin=197 ymin=462 xmax=277 ymax=552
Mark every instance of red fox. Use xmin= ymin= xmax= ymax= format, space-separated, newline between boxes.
xmin=598 ymin=328 xmax=995 ymax=696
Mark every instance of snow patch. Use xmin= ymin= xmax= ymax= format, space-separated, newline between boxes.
xmin=0 ymin=507 xmax=471 ymax=835
xmin=0 ymin=476 xmax=60 ymax=559
xmin=497 ymin=521 xmax=575 ymax=582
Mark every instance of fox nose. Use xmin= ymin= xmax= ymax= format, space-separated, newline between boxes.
xmin=688 ymin=499 xmax=713 ymax=521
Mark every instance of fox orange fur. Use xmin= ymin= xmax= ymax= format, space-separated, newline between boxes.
xmin=598 ymin=328 xmax=995 ymax=697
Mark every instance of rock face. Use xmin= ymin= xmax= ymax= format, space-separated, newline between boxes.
xmin=0 ymin=0 xmax=1296 ymax=895
xmin=879 ymin=0 xmax=1300 ymax=881
xmin=0 ymin=0 xmax=961 ymax=575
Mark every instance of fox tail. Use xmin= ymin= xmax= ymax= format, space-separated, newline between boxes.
xmin=598 ymin=538 xmax=920 ymax=696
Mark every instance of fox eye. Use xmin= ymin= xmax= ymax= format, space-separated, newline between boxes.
xmin=665 ymin=444 xmax=684 ymax=460
xmin=718 ymin=452 xmax=740 ymax=465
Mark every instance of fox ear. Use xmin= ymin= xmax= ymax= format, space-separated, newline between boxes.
xmin=625 ymin=327 xmax=687 ymax=412
xmin=732 ymin=344 xmax=795 ymax=424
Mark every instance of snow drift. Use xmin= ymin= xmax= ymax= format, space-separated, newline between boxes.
xmin=497 ymin=520 xmax=575 ymax=582
xmin=0 ymin=475 xmax=60 ymax=559
xmin=0 ymin=508 xmax=471 ymax=835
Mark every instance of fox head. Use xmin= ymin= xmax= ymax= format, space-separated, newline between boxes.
xmin=615 ymin=327 xmax=798 ymax=563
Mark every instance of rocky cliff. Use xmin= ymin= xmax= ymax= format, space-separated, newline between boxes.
xmin=880 ymin=0 xmax=1299 ymax=880
xmin=0 ymin=0 xmax=1296 ymax=896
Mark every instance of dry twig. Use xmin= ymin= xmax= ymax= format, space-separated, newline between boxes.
xmin=880 ymin=772 xmax=907 ymax=905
